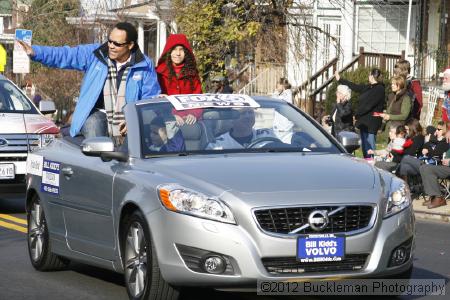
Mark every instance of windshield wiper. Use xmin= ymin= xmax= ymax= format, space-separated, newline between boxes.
xmin=251 ymin=148 xmax=310 ymax=153
xmin=145 ymin=151 xmax=192 ymax=158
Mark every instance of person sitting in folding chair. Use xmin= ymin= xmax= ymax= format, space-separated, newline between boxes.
xmin=419 ymin=148 xmax=450 ymax=209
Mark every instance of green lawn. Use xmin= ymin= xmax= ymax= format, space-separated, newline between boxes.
xmin=354 ymin=143 xmax=387 ymax=158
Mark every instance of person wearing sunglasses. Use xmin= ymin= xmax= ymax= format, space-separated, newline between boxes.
xmin=17 ymin=22 xmax=160 ymax=142
xmin=397 ymin=122 xmax=449 ymax=194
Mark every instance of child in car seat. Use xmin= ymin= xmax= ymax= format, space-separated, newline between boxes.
xmin=147 ymin=117 xmax=185 ymax=152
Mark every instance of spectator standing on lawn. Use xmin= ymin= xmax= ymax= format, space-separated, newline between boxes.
xmin=322 ymin=84 xmax=353 ymax=137
xmin=335 ymin=69 xmax=385 ymax=158
xmin=394 ymin=59 xmax=423 ymax=120
xmin=378 ymin=75 xmax=411 ymax=129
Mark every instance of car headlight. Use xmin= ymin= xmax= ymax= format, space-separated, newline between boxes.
xmin=30 ymin=134 xmax=56 ymax=152
xmin=384 ymin=178 xmax=411 ymax=218
xmin=158 ymin=184 xmax=236 ymax=224
xmin=29 ymin=134 xmax=56 ymax=152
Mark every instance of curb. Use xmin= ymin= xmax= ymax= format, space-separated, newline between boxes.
xmin=414 ymin=210 xmax=450 ymax=223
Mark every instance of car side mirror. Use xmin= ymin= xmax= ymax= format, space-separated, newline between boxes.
xmin=337 ymin=131 xmax=360 ymax=153
xmin=39 ymin=100 xmax=56 ymax=114
xmin=81 ymin=137 xmax=128 ymax=162
xmin=81 ymin=137 xmax=114 ymax=156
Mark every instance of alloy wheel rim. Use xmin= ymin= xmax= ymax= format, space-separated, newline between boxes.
xmin=124 ymin=221 xmax=148 ymax=297
xmin=28 ymin=202 xmax=45 ymax=261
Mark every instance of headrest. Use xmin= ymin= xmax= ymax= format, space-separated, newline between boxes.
xmin=180 ymin=123 xmax=202 ymax=139
xmin=202 ymin=109 xmax=239 ymax=120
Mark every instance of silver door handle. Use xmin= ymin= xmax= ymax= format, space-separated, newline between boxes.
xmin=61 ymin=167 xmax=73 ymax=176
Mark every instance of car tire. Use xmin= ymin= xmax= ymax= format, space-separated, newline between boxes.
xmin=122 ymin=210 xmax=180 ymax=300
xmin=27 ymin=194 xmax=69 ymax=271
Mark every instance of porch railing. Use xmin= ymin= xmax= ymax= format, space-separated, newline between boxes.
xmin=295 ymin=47 xmax=404 ymax=118
xmin=238 ymin=63 xmax=285 ymax=96
xmin=418 ymin=49 xmax=450 ymax=83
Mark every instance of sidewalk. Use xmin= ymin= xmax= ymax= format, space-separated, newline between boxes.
xmin=412 ymin=197 xmax=450 ymax=223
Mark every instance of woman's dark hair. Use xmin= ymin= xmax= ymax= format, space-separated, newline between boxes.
xmin=278 ymin=78 xmax=291 ymax=89
xmin=406 ymin=118 xmax=423 ymax=138
xmin=163 ymin=45 xmax=199 ymax=91
xmin=370 ymin=68 xmax=383 ymax=83
xmin=395 ymin=59 xmax=411 ymax=74
xmin=150 ymin=116 xmax=166 ymax=128
xmin=114 ymin=22 xmax=138 ymax=49
xmin=396 ymin=125 xmax=407 ymax=136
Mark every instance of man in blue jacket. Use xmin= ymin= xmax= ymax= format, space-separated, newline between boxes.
xmin=18 ymin=22 xmax=160 ymax=139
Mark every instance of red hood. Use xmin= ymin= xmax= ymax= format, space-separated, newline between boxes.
xmin=156 ymin=34 xmax=196 ymax=71
xmin=0 ymin=113 xmax=59 ymax=134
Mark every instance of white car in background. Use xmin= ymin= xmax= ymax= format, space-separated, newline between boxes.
xmin=0 ymin=75 xmax=58 ymax=191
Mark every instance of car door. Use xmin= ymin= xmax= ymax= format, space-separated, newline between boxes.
xmin=57 ymin=140 xmax=117 ymax=260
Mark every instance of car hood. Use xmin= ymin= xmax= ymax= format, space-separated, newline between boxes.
xmin=149 ymin=153 xmax=377 ymax=194
xmin=0 ymin=113 xmax=59 ymax=134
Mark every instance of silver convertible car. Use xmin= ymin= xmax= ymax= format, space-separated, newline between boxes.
xmin=25 ymin=94 xmax=414 ymax=300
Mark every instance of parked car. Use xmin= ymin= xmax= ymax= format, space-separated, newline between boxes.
xmin=0 ymin=75 xmax=58 ymax=192
xmin=25 ymin=94 xmax=414 ymax=300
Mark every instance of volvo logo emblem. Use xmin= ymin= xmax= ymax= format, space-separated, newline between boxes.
xmin=0 ymin=138 xmax=8 ymax=147
xmin=308 ymin=210 xmax=329 ymax=232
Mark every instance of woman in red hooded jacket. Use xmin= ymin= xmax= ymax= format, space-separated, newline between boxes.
xmin=156 ymin=34 xmax=202 ymax=125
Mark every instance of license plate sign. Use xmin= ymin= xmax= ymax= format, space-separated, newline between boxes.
xmin=297 ymin=234 xmax=345 ymax=262
xmin=0 ymin=163 xmax=15 ymax=179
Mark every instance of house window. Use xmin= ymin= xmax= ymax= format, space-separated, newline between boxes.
xmin=144 ymin=24 xmax=157 ymax=61
xmin=357 ymin=5 xmax=408 ymax=54
xmin=2 ymin=16 xmax=12 ymax=31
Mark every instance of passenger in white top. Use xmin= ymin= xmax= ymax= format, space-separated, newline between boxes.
xmin=272 ymin=78 xmax=293 ymax=104
xmin=206 ymin=108 xmax=276 ymax=150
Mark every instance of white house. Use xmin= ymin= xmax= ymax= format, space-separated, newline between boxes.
xmin=68 ymin=0 xmax=172 ymax=62
xmin=286 ymin=0 xmax=422 ymax=86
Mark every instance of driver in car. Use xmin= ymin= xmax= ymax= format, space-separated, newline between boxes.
xmin=206 ymin=108 xmax=276 ymax=150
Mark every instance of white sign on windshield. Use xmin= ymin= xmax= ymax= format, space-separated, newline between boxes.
xmin=167 ymin=94 xmax=260 ymax=111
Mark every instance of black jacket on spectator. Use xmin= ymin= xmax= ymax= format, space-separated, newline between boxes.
xmin=423 ymin=138 xmax=449 ymax=160
xmin=331 ymin=100 xmax=353 ymax=136
xmin=403 ymin=135 xmax=425 ymax=157
xmin=339 ymin=79 xmax=385 ymax=134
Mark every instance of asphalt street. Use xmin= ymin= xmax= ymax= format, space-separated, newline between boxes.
xmin=1 ymin=193 xmax=449 ymax=300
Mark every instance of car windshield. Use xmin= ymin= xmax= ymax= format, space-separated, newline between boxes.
xmin=0 ymin=79 xmax=37 ymax=113
xmin=136 ymin=97 xmax=342 ymax=156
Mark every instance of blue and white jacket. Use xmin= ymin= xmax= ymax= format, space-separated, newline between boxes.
xmin=32 ymin=43 xmax=161 ymax=137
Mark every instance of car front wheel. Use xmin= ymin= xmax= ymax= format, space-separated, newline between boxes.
xmin=27 ymin=194 xmax=69 ymax=271
xmin=122 ymin=210 xmax=179 ymax=300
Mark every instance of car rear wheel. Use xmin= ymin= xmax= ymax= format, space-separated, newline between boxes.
xmin=27 ymin=195 xmax=69 ymax=271
xmin=122 ymin=210 xmax=179 ymax=300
